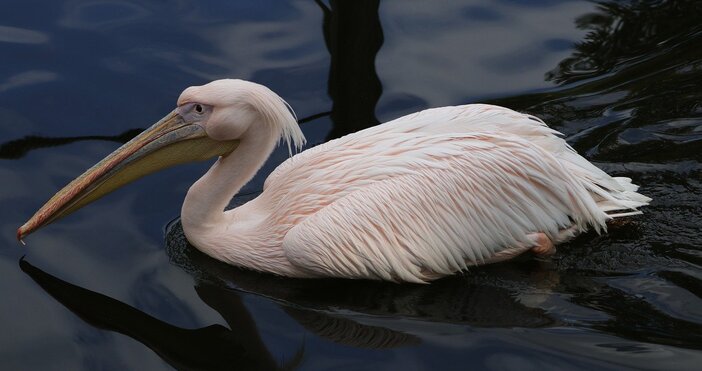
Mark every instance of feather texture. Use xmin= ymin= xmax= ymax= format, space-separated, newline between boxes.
xmin=186 ymin=102 xmax=650 ymax=282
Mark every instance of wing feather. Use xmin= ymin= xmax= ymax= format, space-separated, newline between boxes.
xmin=270 ymin=104 xmax=647 ymax=212
xmin=282 ymin=133 xmax=607 ymax=283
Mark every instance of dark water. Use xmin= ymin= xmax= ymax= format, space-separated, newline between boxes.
xmin=1 ymin=0 xmax=701 ymax=369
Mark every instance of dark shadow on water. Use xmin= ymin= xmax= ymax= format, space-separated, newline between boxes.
xmin=19 ymin=258 xmax=290 ymax=371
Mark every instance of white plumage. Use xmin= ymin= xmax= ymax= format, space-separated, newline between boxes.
xmin=175 ymin=81 xmax=649 ymax=283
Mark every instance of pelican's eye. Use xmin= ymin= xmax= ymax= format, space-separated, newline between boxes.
xmin=178 ymin=102 xmax=211 ymax=123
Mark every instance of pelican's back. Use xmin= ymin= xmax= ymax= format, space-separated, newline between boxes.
xmin=260 ymin=104 xmax=649 ymax=281
xmin=271 ymin=104 xmax=649 ymax=218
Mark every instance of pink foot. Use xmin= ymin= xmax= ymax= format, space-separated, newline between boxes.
xmin=529 ymin=232 xmax=556 ymax=256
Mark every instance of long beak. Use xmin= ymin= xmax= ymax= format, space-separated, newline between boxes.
xmin=17 ymin=110 xmax=239 ymax=242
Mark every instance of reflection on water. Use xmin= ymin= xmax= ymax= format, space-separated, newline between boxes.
xmin=546 ymin=0 xmax=702 ymax=85
xmin=316 ymin=0 xmax=383 ymax=140
xmin=0 ymin=129 xmax=142 ymax=159
xmin=20 ymin=259 xmax=293 ymax=371
xmin=0 ymin=107 xmax=331 ymax=160
xmin=20 ymin=222 xmax=556 ymax=369
xmin=165 ymin=218 xmax=702 ymax=353
xmin=493 ymin=0 xmax=702 ymax=163
xmin=166 ymin=222 xmax=556 ymax=330
xmin=2 ymin=0 xmax=702 ymax=370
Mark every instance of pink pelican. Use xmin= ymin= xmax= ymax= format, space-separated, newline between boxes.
xmin=18 ymin=80 xmax=650 ymax=283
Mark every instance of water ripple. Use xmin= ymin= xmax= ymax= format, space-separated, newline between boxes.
xmin=0 ymin=25 xmax=49 ymax=44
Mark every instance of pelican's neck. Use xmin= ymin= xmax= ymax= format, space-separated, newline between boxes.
xmin=181 ymin=124 xmax=278 ymax=231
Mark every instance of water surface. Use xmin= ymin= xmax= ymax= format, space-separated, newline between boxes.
xmin=1 ymin=0 xmax=701 ymax=370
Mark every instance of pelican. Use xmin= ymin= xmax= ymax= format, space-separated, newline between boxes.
xmin=18 ymin=79 xmax=650 ymax=283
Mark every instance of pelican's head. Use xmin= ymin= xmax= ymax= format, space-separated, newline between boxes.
xmin=18 ymin=79 xmax=304 ymax=241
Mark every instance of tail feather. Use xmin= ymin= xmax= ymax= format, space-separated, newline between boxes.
xmin=557 ymin=150 xmax=650 ymax=220
xmin=526 ymin=122 xmax=650 ymax=223
xmin=477 ymin=107 xmax=651 ymax=223
xmin=606 ymin=210 xmax=644 ymax=218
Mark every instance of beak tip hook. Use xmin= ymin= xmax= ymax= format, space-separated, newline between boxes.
xmin=17 ymin=227 xmax=27 ymax=246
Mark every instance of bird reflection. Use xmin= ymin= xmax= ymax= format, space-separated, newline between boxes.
xmin=23 ymin=222 xmax=702 ymax=369
xmin=165 ymin=221 xmax=556 ymax=329
xmin=19 ymin=258 xmax=289 ymax=371
xmin=20 ymin=222 xmax=558 ymax=370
